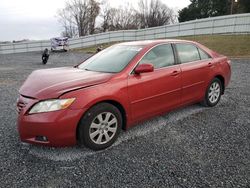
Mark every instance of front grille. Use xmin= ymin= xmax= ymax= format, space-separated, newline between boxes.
xmin=17 ymin=95 xmax=36 ymax=114
xmin=17 ymin=101 xmax=26 ymax=113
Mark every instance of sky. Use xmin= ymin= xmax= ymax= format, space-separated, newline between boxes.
xmin=0 ymin=0 xmax=190 ymax=41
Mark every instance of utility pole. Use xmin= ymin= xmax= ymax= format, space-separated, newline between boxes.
xmin=231 ymin=0 xmax=238 ymax=14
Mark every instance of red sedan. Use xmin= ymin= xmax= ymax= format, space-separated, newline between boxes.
xmin=17 ymin=40 xmax=231 ymax=150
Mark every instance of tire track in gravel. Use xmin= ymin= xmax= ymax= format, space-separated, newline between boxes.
xmin=24 ymin=103 xmax=210 ymax=162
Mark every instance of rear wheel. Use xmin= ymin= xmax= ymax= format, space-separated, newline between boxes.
xmin=202 ymin=78 xmax=222 ymax=107
xmin=78 ymin=103 xmax=122 ymax=150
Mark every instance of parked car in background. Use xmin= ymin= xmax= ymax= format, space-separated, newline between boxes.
xmin=17 ymin=39 xmax=231 ymax=150
xmin=50 ymin=37 xmax=69 ymax=52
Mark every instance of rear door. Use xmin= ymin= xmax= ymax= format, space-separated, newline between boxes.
xmin=174 ymin=43 xmax=213 ymax=104
xmin=128 ymin=44 xmax=181 ymax=121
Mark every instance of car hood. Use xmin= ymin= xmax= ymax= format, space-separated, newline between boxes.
xmin=19 ymin=67 xmax=113 ymax=99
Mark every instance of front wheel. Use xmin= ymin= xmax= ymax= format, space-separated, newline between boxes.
xmin=78 ymin=103 xmax=122 ymax=150
xmin=202 ymin=78 xmax=222 ymax=107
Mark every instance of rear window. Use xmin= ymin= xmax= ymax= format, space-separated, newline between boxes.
xmin=176 ymin=43 xmax=200 ymax=63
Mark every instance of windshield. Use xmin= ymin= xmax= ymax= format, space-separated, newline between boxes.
xmin=78 ymin=45 xmax=143 ymax=73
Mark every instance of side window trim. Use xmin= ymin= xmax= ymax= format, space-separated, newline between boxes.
xmin=197 ymin=47 xmax=212 ymax=60
xmin=171 ymin=43 xmax=179 ymax=65
xmin=172 ymin=43 xmax=181 ymax=64
xmin=197 ymin=47 xmax=202 ymax=60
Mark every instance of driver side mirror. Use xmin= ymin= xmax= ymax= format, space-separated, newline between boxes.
xmin=134 ymin=63 xmax=154 ymax=74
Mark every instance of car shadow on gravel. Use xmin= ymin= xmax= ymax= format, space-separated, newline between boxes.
xmin=21 ymin=96 xmax=228 ymax=162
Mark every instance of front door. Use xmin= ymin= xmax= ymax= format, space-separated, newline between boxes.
xmin=128 ymin=44 xmax=182 ymax=122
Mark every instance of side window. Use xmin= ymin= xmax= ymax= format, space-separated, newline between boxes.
xmin=139 ymin=44 xmax=175 ymax=69
xmin=198 ymin=48 xmax=211 ymax=60
xmin=176 ymin=43 xmax=200 ymax=63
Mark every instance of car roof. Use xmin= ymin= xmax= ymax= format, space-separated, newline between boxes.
xmin=118 ymin=39 xmax=196 ymax=46
xmin=114 ymin=39 xmax=217 ymax=58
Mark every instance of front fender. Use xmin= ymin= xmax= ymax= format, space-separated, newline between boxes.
xmin=60 ymin=80 xmax=131 ymax=123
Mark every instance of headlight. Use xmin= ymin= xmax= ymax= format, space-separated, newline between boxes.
xmin=29 ymin=98 xmax=75 ymax=114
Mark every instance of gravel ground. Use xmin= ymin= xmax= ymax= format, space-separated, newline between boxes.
xmin=0 ymin=52 xmax=249 ymax=187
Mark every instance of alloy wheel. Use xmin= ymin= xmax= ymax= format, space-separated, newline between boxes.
xmin=89 ymin=112 xmax=118 ymax=145
xmin=208 ymin=82 xmax=221 ymax=104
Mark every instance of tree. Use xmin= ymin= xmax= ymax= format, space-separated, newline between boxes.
xmin=236 ymin=0 xmax=250 ymax=14
xmin=99 ymin=2 xmax=117 ymax=32
xmin=178 ymin=0 xmax=250 ymax=22
xmin=57 ymin=0 xmax=100 ymax=37
xmin=58 ymin=0 xmax=176 ymax=36
xmin=100 ymin=2 xmax=140 ymax=31
xmin=58 ymin=8 xmax=78 ymax=37
xmin=88 ymin=0 xmax=100 ymax=34
xmin=138 ymin=0 xmax=175 ymax=28
xmin=178 ymin=0 xmax=229 ymax=22
xmin=178 ymin=7 xmax=199 ymax=23
xmin=111 ymin=5 xmax=140 ymax=30
xmin=99 ymin=0 xmax=175 ymax=32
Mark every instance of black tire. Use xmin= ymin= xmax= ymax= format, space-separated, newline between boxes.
xmin=202 ymin=78 xmax=222 ymax=107
xmin=42 ymin=56 xmax=48 ymax=64
xmin=78 ymin=103 xmax=122 ymax=150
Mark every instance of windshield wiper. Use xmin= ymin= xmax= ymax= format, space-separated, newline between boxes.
xmin=83 ymin=68 xmax=116 ymax=73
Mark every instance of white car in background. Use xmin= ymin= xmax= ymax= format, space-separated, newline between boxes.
xmin=50 ymin=37 xmax=69 ymax=52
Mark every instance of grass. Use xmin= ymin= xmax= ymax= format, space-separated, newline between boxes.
xmin=73 ymin=42 xmax=120 ymax=54
xmin=178 ymin=35 xmax=250 ymax=58
xmin=72 ymin=34 xmax=250 ymax=58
